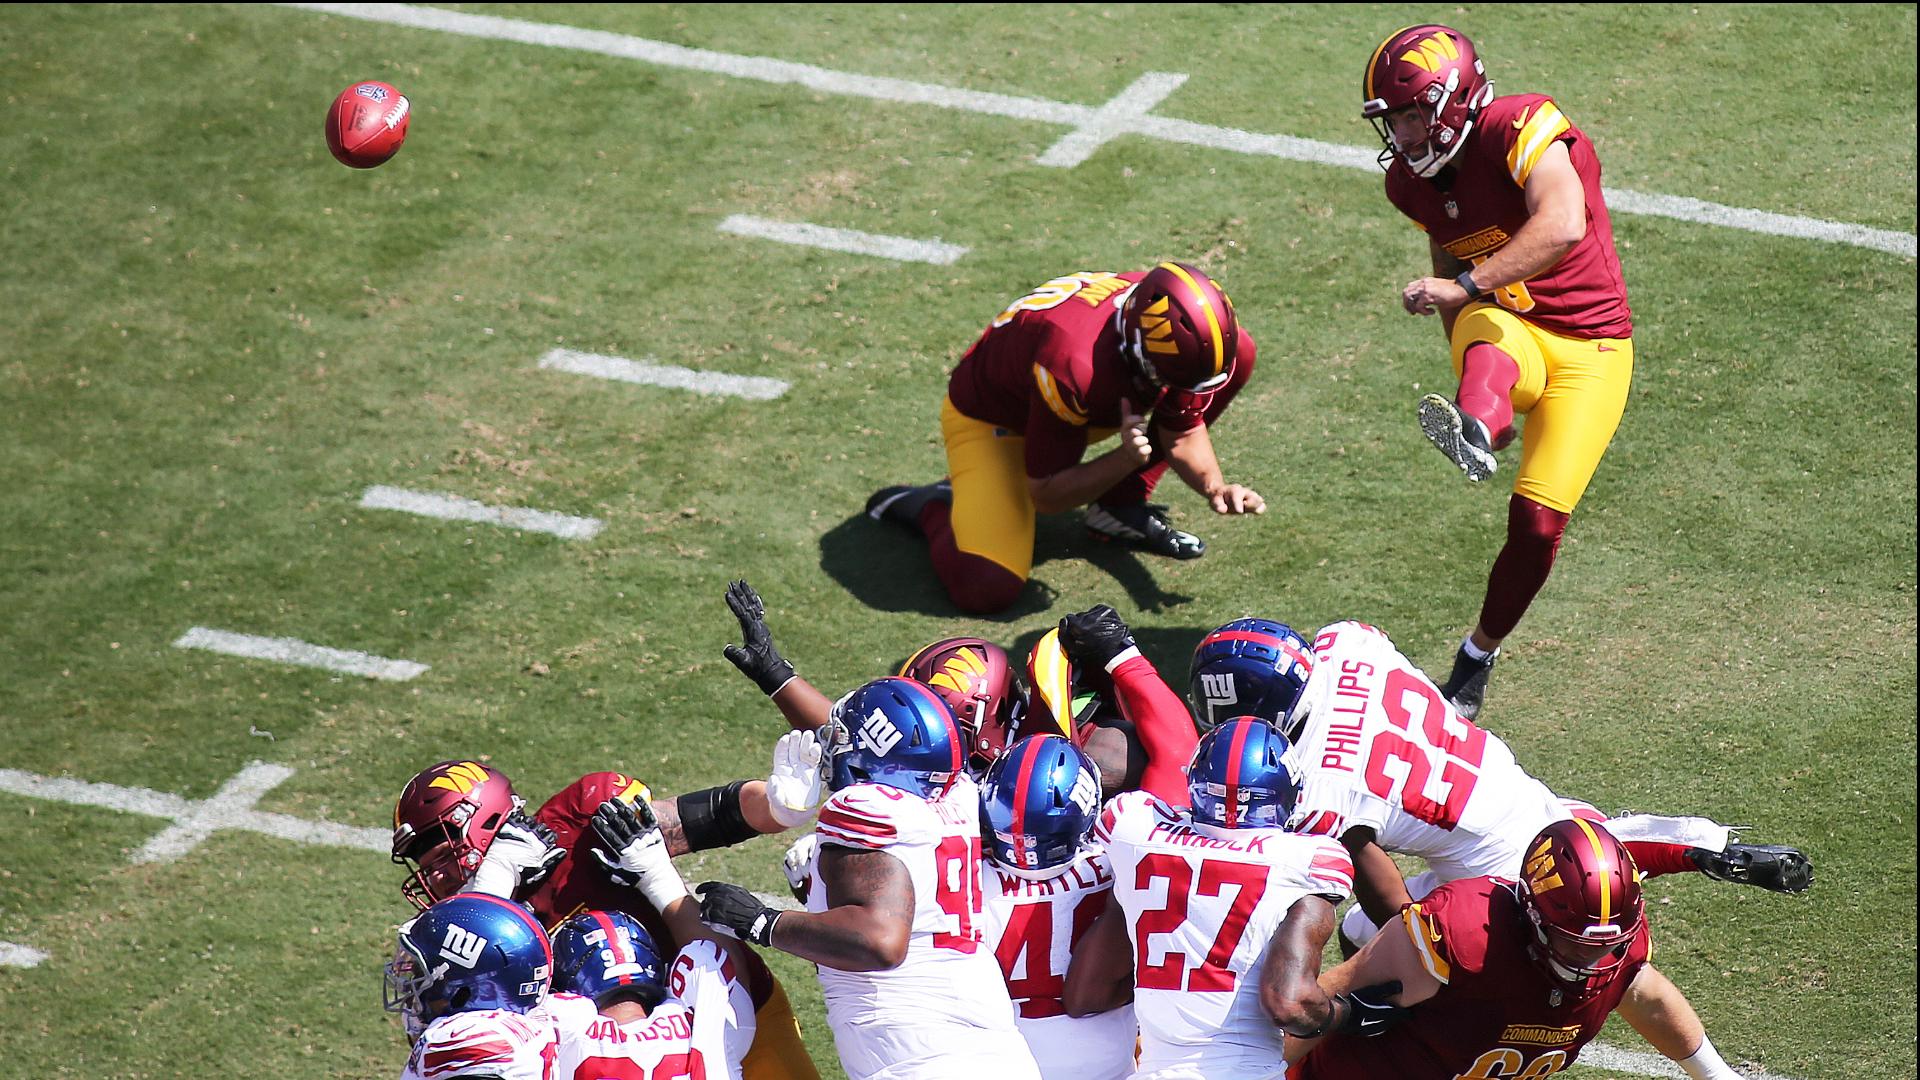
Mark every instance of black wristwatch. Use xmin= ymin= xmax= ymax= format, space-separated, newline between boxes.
xmin=1455 ymin=269 xmax=1486 ymax=302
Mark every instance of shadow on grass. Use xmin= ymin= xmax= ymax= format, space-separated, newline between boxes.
xmin=817 ymin=512 xmax=1197 ymax=623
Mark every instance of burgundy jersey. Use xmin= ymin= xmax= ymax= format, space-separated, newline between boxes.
xmin=1385 ymin=93 xmax=1632 ymax=340
xmin=1299 ymin=875 xmax=1649 ymax=1080
xmin=945 ymin=271 xmax=1257 ymax=478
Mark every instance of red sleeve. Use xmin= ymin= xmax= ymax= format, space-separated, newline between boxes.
xmin=534 ymin=771 xmax=651 ymax=853
xmin=1107 ymin=653 xmax=1200 ymax=808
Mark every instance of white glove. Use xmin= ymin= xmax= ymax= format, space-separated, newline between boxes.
xmin=589 ymin=798 xmax=688 ymax=912
xmin=462 ymin=812 xmax=563 ymax=899
xmin=766 ymin=729 xmax=826 ymax=829
xmin=783 ymin=832 xmax=819 ymax=903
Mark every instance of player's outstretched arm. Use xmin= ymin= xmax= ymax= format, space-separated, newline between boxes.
xmin=1261 ymin=894 xmax=1340 ymax=1033
xmin=1058 ymin=604 xmax=1198 ymax=804
xmin=1345 ymin=829 xmax=1416 ymax=940
xmin=1616 ymin=965 xmax=1744 ymax=1080
xmin=1062 ymin=902 xmax=1135 ymax=1017
xmin=1286 ymin=907 xmax=1435 ymax=1061
xmin=1157 ymin=420 xmax=1264 ymax=515
xmin=703 ymin=845 xmax=914 ymax=972
xmin=723 ymin=578 xmax=833 ymax=732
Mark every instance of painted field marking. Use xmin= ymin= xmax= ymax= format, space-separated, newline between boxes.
xmin=718 ymin=214 xmax=969 ymax=265
xmin=539 ymin=347 xmax=790 ymax=400
xmin=173 ymin=627 xmax=428 ymax=681
xmin=283 ymin=3 xmax=1914 ymax=258
xmin=0 ymin=763 xmax=802 ymax=911
xmin=1581 ymin=1043 xmax=1796 ymax=1080
xmin=359 ymin=485 xmax=604 ymax=540
xmin=0 ymin=943 xmax=48 ymax=969
xmin=1037 ymin=71 xmax=1189 ymax=168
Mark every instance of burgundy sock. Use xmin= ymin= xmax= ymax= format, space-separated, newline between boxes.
xmin=1477 ymin=496 xmax=1571 ymax=640
xmin=919 ymin=502 xmax=1025 ymax=614
xmin=1459 ymin=342 xmax=1520 ymax=449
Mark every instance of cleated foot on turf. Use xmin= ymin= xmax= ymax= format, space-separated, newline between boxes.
xmin=1418 ymin=394 xmax=1498 ymax=482
xmin=866 ymin=480 xmax=951 ymax=527
xmin=1083 ymin=502 xmax=1205 ymax=560
xmin=1439 ymin=643 xmax=1498 ymax=721
xmin=1687 ymin=842 xmax=1813 ymax=894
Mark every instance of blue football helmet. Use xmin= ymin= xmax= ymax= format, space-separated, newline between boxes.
xmin=551 ymin=910 xmax=669 ymax=1010
xmin=979 ymin=735 xmax=1102 ymax=878
xmin=822 ymin=677 xmax=966 ymax=799
xmin=384 ymin=893 xmax=552 ymax=1039
xmin=1187 ymin=718 xmax=1300 ymax=831
xmin=1188 ymin=618 xmax=1316 ymax=737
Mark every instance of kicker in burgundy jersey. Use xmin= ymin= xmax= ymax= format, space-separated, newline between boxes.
xmin=1298 ymin=875 xmax=1650 ymax=1080
xmin=1385 ymin=93 xmax=1632 ymax=339
xmin=944 ymin=271 xmax=1258 ymax=478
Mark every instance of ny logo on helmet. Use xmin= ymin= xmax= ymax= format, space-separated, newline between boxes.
xmin=1068 ymin=767 xmax=1100 ymax=817
xmin=1200 ymin=672 xmax=1238 ymax=711
xmin=1398 ymin=32 xmax=1460 ymax=73
xmin=856 ymin=708 xmax=904 ymax=756
xmin=441 ymin=924 xmax=489 ymax=969
xmin=428 ymin=762 xmax=492 ymax=795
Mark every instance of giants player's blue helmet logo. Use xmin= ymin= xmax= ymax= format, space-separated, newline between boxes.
xmin=1188 ymin=618 xmax=1315 ymax=737
xmin=384 ymin=894 xmax=553 ymax=1039
xmin=1187 ymin=718 xmax=1299 ymax=831
xmin=551 ymin=909 xmax=668 ymax=1010
xmin=979 ymin=734 xmax=1102 ymax=878
xmin=820 ymin=677 xmax=965 ymax=799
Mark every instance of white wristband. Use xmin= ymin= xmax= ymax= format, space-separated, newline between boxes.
xmin=1677 ymin=1036 xmax=1739 ymax=1080
xmin=1103 ymin=645 xmax=1143 ymax=674
xmin=636 ymin=862 xmax=691 ymax=914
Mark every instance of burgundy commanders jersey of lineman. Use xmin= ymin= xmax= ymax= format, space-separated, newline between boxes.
xmin=945 ymin=270 xmax=1259 ymax=479
xmin=1299 ymin=875 xmax=1651 ymax=1080
xmin=1385 ymin=93 xmax=1633 ymax=340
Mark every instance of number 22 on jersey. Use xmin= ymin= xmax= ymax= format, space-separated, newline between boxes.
xmin=1362 ymin=667 xmax=1489 ymax=830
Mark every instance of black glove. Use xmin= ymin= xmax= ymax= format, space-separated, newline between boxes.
xmin=1334 ymin=980 xmax=1408 ymax=1037
xmin=722 ymin=579 xmax=797 ymax=696
xmin=1058 ymin=604 xmax=1138 ymax=670
xmin=588 ymin=796 xmax=657 ymax=887
xmin=504 ymin=811 xmax=566 ymax=889
xmin=696 ymin=880 xmax=781 ymax=946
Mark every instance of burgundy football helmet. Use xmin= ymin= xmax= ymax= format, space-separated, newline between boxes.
xmin=900 ymin=637 xmax=1027 ymax=766
xmin=1119 ymin=262 xmax=1239 ymax=394
xmin=1517 ymin=818 xmax=1645 ymax=992
xmin=392 ymin=760 xmax=523 ymax=910
xmin=1360 ymin=24 xmax=1494 ymax=177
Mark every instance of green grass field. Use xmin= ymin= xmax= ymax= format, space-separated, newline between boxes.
xmin=1 ymin=4 xmax=1913 ymax=1078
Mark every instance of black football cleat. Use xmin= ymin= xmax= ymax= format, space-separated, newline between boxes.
xmin=1687 ymin=842 xmax=1813 ymax=894
xmin=1084 ymin=502 xmax=1205 ymax=560
xmin=1418 ymin=394 xmax=1498 ymax=482
xmin=1438 ymin=644 xmax=1498 ymax=721
xmin=866 ymin=480 xmax=951 ymax=527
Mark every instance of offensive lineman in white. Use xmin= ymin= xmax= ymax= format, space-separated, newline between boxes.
xmin=1263 ymin=621 xmax=1810 ymax=950
xmin=978 ymin=734 xmax=1135 ymax=1080
xmin=1063 ymin=719 xmax=1391 ymax=1080
xmin=695 ymin=677 xmax=1040 ymax=1080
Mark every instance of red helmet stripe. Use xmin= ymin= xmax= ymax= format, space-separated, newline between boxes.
xmin=1200 ymin=630 xmax=1314 ymax=674
xmin=464 ymin=893 xmax=554 ymax=967
xmin=897 ymin=678 xmax=964 ymax=771
xmin=1158 ymin=262 xmax=1226 ymax=378
xmin=589 ymin=910 xmax=633 ymax=984
xmin=1007 ymin=737 xmax=1044 ymax=861
xmin=1223 ymin=720 xmax=1253 ymax=828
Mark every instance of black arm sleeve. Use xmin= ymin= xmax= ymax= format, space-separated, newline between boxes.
xmin=676 ymin=780 xmax=758 ymax=852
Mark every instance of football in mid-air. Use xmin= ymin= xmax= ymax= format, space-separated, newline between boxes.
xmin=325 ymin=80 xmax=410 ymax=168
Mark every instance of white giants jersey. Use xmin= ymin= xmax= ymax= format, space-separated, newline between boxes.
xmin=1094 ymin=790 xmax=1354 ymax=1080
xmin=403 ymin=995 xmax=597 ymax=1080
xmin=809 ymin=776 xmax=1039 ymax=1080
xmin=554 ymin=941 xmax=756 ymax=1080
xmin=981 ymin=848 xmax=1136 ymax=1080
xmin=1284 ymin=621 xmax=1569 ymax=882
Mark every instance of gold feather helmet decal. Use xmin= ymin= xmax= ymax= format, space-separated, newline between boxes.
xmin=427 ymin=761 xmax=493 ymax=795
xmin=926 ymin=646 xmax=990 ymax=696
xmin=1523 ymin=834 xmax=1565 ymax=894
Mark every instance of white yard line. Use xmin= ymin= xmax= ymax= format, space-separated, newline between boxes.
xmin=0 ymin=764 xmax=802 ymax=911
xmin=539 ymin=347 xmax=790 ymax=400
xmin=1037 ymin=72 xmax=1189 ymax=168
xmin=1580 ymin=1042 xmax=1796 ymax=1080
xmin=0 ymin=943 xmax=48 ymax=969
xmin=172 ymin=627 xmax=428 ymax=682
xmin=359 ymin=485 xmax=604 ymax=540
xmin=283 ymin=3 xmax=1914 ymax=258
xmin=718 ymin=214 xmax=970 ymax=265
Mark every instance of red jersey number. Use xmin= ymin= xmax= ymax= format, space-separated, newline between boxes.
xmin=571 ymin=1052 xmax=705 ymax=1080
xmin=933 ymin=835 xmax=984 ymax=953
xmin=1132 ymin=854 xmax=1267 ymax=992
xmin=1362 ymin=668 xmax=1485 ymax=830
xmin=995 ymin=890 xmax=1108 ymax=1018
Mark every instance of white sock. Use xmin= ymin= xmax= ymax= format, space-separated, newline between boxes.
xmin=1461 ymin=636 xmax=1496 ymax=662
